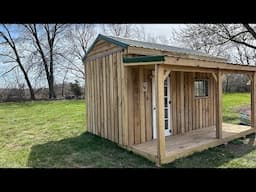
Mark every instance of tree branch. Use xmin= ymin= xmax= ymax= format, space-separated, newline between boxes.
xmin=243 ymin=24 xmax=256 ymax=40
xmin=0 ymin=65 xmax=18 ymax=77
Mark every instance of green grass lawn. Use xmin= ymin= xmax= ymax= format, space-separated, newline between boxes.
xmin=223 ymin=92 xmax=251 ymax=124
xmin=0 ymin=93 xmax=256 ymax=168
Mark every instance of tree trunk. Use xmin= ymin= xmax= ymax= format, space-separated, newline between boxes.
xmin=61 ymin=83 xmax=65 ymax=97
xmin=25 ymin=73 xmax=35 ymax=100
xmin=14 ymin=52 xmax=36 ymax=100
xmin=17 ymin=63 xmax=35 ymax=100
xmin=48 ymin=75 xmax=56 ymax=99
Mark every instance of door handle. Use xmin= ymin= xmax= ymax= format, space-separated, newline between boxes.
xmin=169 ymin=100 xmax=171 ymax=104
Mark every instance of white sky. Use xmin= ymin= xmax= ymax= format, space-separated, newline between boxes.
xmin=141 ymin=24 xmax=185 ymax=37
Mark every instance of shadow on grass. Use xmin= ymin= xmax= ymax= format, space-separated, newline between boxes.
xmin=27 ymin=132 xmax=155 ymax=168
xmin=164 ymin=134 xmax=256 ymax=168
xmin=28 ymin=132 xmax=256 ymax=168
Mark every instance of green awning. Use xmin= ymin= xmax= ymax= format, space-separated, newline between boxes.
xmin=123 ymin=55 xmax=165 ymax=63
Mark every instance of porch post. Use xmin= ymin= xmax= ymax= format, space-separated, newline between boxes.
xmin=216 ymin=69 xmax=222 ymax=139
xmin=251 ymin=72 xmax=256 ymax=129
xmin=155 ymin=64 xmax=166 ymax=165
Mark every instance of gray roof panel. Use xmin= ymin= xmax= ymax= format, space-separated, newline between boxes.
xmin=108 ymin=35 xmax=226 ymax=61
xmin=83 ymin=34 xmax=227 ymax=62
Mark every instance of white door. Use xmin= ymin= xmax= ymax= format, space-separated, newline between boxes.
xmin=152 ymin=76 xmax=171 ymax=139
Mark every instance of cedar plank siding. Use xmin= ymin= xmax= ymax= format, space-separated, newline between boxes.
xmin=86 ymin=40 xmax=216 ymax=146
xmin=86 ymin=41 xmax=126 ymax=145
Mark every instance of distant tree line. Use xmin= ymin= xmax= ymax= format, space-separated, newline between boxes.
xmin=0 ymin=82 xmax=84 ymax=102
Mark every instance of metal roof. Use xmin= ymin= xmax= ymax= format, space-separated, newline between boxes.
xmin=84 ymin=34 xmax=227 ymax=62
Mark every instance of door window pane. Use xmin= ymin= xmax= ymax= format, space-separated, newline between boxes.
xmin=164 ymin=87 xmax=167 ymax=96
xmin=165 ymin=109 xmax=168 ymax=118
xmin=165 ymin=120 xmax=168 ymax=130
xmin=164 ymin=98 xmax=168 ymax=107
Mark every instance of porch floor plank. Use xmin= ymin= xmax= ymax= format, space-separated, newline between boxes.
xmin=129 ymin=123 xmax=256 ymax=164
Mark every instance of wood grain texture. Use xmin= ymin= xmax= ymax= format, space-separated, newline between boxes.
xmin=252 ymin=72 xmax=256 ymax=128
xmin=155 ymin=64 xmax=166 ymax=164
xmin=216 ymin=70 xmax=223 ymax=139
xmin=86 ymin=48 xmax=218 ymax=147
xmin=131 ymin=123 xmax=254 ymax=165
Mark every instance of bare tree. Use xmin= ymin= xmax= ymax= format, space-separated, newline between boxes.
xmin=61 ymin=24 xmax=97 ymax=81
xmin=102 ymin=24 xmax=135 ymax=37
xmin=172 ymin=24 xmax=256 ymax=93
xmin=101 ymin=24 xmax=146 ymax=40
xmin=172 ymin=24 xmax=256 ymax=63
xmin=0 ymin=24 xmax=35 ymax=100
xmin=23 ymin=24 xmax=66 ymax=99
xmin=171 ymin=24 xmax=232 ymax=57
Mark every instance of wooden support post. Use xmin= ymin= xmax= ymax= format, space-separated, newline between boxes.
xmin=122 ymin=58 xmax=129 ymax=146
xmin=139 ymin=68 xmax=146 ymax=143
xmin=180 ymin=72 xmax=185 ymax=134
xmin=155 ymin=64 xmax=166 ymax=165
xmin=216 ymin=70 xmax=223 ymax=139
xmin=211 ymin=72 xmax=217 ymax=82
xmin=163 ymin=69 xmax=171 ymax=80
xmin=251 ymin=72 xmax=256 ymax=129
xmin=85 ymin=62 xmax=88 ymax=131
xmin=247 ymin=74 xmax=253 ymax=82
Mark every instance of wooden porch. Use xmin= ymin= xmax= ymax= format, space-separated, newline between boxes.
xmin=129 ymin=123 xmax=256 ymax=164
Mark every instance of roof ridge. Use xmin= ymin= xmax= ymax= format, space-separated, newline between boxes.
xmin=83 ymin=34 xmax=227 ymax=62
xmin=105 ymin=34 xmax=208 ymax=55
xmin=105 ymin=35 xmax=225 ymax=60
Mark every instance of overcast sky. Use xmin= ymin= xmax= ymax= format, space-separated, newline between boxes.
xmin=142 ymin=24 xmax=184 ymax=37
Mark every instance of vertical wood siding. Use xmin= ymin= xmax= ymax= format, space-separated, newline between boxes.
xmin=86 ymin=49 xmax=126 ymax=145
xmin=86 ymin=42 xmax=216 ymax=146
xmin=170 ymin=71 xmax=216 ymax=135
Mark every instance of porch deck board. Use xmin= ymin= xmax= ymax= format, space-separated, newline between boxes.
xmin=130 ymin=123 xmax=256 ymax=164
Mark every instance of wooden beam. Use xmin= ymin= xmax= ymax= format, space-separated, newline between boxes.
xmin=155 ymin=64 xmax=166 ymax=165
xmin=212 ymin=72 xmax=217 ymax=82
xmin=163 ymin=69 xmax=171 ymax=80
xmin=251 ymin=72 xmax=256 ymax=128
xmin=85 ymin=61 xmax=89 ymax=132
xmin=117 ymin=52 xmax=123 ymax=144
xmin=222 ymin=70 xmax=254 ymax=75
xmin=163 ymin=65 xmax=218 ymax=73
xmin=103 ymin=57 xmax=108 ymax=138
xmin=180 ymin=72 xmax=185 ymax=134
xmin=122 ymin=55 xmax=129 ymax=146
xmin=216 ymin=70 xmax=223 ymax=139
xmin=164 ymin=56 xmax=256 ymax=72
xmin=139 ymin=68 xmax=146 ymax=143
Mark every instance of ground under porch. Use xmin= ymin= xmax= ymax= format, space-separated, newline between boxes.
xmin=128 ymin=123 xmax=256 ymax=164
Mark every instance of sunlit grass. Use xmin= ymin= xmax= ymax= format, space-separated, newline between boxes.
xmin=0 ymin=93 xmax=255 ymax=168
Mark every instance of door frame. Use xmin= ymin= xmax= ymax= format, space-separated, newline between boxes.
xmin=152 ymin=74 xmax=171 ymax=139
